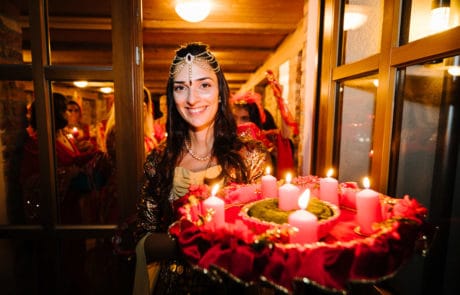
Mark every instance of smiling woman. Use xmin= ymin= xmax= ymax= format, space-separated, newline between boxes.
xmin=134 ymin=42 xmax=272 ymax=294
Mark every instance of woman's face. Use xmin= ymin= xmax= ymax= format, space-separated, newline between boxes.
xmin=66 ymin=104 xmax=81 ymax=125
xmin=173 ymin=62 xmax=219 ymax=131
xmin=232 ymin=105 xmax=250 ymax=126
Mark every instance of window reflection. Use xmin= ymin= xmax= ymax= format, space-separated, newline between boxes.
xmin=402 ymin=0 xmax=460 ymax=44
xmin=337 ymin=75 xmax=377 ymax=182
xmin=341 ymin=0 xmax=383 ymax=64
xmin=394 ymin=55 xmax=460 ymax=206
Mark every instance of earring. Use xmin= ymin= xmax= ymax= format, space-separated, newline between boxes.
xmin=218 ymin=96 xmax=222 ymax=103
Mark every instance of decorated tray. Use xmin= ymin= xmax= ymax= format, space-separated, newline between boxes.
xmin=169 ymin=179 xmax=427 ymax=294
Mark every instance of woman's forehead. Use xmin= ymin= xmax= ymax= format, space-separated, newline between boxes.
xmin=173 ymin=63 xmax=217 ymax=83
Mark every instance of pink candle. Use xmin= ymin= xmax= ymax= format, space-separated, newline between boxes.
xmin=202 ymin=184 xmax=225 ymax=228
xmin=288 ymin=189 xmax=318 ymax=244
xmin=319 ymin=168 xmax=339 ymax=205
xmin=356 ymin=177 xmax=382 ymax=234
xmin=278 ymin=173 xmax=300 ymax=211
xmin=261 ymin=166 xmax=278 ymax=198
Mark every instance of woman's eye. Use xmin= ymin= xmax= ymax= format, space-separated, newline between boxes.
xmin=174 ymin=85 xmax=185 ymax=92
xmin=200 ymin=82 xmax=212 ymax=89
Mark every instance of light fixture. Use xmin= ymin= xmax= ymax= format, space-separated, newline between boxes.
xmin=430 ymin=0 xmax=450 ymax=33
xmin=343 ymin=4 xmax=368 ymax=31
xmin=73 ymin=80 xmax=88 ymax=88
xmin=100 ymin=87 xmax=113 ymax=94
xmin=175 ymin=0 xmax=211 ymax=23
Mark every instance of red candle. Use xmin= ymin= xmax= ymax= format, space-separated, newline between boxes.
xmin=278 ymin=173 xmax=300 ymax=211
xmin=356 ymin=177 xmax=382 ymax=234
xmin=202 ymin=184 xmax=225 ymax=228
xmin=319 ymin=168 xmax=339 ymax=205
xmin=288 ymin=189 xmax=318 ymax=244
xmin=261 ymin=166 xmax=278 ymax=198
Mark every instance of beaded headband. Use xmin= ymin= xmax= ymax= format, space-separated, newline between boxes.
xmin=169 ymin=51 xmax=221 ymax=82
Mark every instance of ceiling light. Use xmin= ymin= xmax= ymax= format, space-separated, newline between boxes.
xmin=175 ymin=0 xmax=211 ymax=23
xmin=73 ymin=81 xmax=88 ymax=88
xmin=100 ymin=87 xmax=113 ymax=94
xmin=343 ymin=4 xmax=368 ymax=31
xmin=430 ymin=0 xmax=451 ymax=33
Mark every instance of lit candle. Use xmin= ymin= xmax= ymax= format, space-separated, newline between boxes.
xmin=261 ymin=166 xmax=278 ymax=198
xmin=288 ymin=189 xmax=318 ymax=244
xmin=356 ymin=177 xmax=382 ymax=235
xmin=319 ymin=168 xmax=339 ymax=205
xmin=202 ymin=184 xmax=225 ymax=228
xmin=278 ymin=173 xmax=300 ymax=211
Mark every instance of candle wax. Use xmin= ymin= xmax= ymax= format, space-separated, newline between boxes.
xmin=288 ymin=210 xmax=318 ymax=244
xmin=202 ymin=195 xmax=225 ymax=228
xmin=261 ymin=174 xmax=278 ymax=198
xmin=278 ymin=183 xmax=300 ymax=211
xmin=319 ymin=177 xmax=339 ymax=205
xmin=356 ymin=188 xmax=382 ymax=234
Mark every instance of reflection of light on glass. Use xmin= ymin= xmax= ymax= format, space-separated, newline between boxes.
xmin=372 ymin=79 xmax=379 ymax=87
xmin=448 ymin=66 xmax=460 ymax=76
xmin=100 ymin=87 xmax=113 ymax=94
xmin=430 ymin=0 xmax=451 ymax=33
xmin=175 ymin=0 xmax=211 ymax=23
xmin=343 ymin=4 xmax=368 ymax=31
xmin=73 ymin=81 xmax=88 ymax=88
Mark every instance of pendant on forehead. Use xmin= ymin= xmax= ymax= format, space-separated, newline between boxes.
xmin=186 ymin=53 xmax=194 ymax=84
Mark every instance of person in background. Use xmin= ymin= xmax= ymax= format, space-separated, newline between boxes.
xmin=134 ymin=42 xmax=271 ymax=294
xmin=64 ymin=100 xmax=97 ymax=153
xmin=21 ymin=92 xmax=100 ymax=293
xmin=143 ymin=86 xmax=159 ymax=154
xmin=230 ymin=91 xmax=294 ymax=179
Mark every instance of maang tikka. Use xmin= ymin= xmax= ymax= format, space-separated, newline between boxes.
xmin=169 ymin=51 xmax=220 ymax=83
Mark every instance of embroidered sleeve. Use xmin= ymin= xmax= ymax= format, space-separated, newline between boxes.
xmin=240 ymin=138 xmax=272 ymax=183
xmin=136 ymin=147 xmax=165 ymax=240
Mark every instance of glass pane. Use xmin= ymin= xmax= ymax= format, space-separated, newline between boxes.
xmin=337 ymin=75 xmax=378 ymax=183
xmin=48 ymin=0 xmax=112 ymax=66
xmin=0 ymin=80 xmax=34 ymax=225
xmin=0 ymin=1 xmax=27 ymax=65
xmin=401 ymin=0 xmax=460 ymax=44
xmin=394 ymin=55 xmax=460 ymax=206
xmin=0 ymin=239 xmax=39 ymax=293
xmin=340 ymin=0 xmax=383 ymax=64
xmin=48 ymin=82 xmax=116 ymax=225
xmin=59 ymin=237 xmax=132 ymax=294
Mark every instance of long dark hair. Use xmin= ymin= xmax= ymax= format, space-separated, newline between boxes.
xmin=152 ymin=43 xmax=248 ymax=216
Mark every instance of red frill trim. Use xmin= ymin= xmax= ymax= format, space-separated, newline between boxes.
xmin=170 ymin=185 xmax=427 ymax=293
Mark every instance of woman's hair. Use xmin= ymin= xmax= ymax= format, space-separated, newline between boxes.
xmin=67 ymin=100 xmax=81 ymax=113
xmin=233 ymin=102 xmax=263 ymax=129
xmin=153 ymin=42 xmax=248 ymax=208
xmin=53 ymin=93 xmax=69 ymax=130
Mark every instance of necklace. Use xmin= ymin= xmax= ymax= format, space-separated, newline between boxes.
xmin=185 ymin=140 xmax=211 ymax=162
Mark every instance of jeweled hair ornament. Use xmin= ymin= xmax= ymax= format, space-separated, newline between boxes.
xmin=169 ymin=50 xmax=221 ymax=82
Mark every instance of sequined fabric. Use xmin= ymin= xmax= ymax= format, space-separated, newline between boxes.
xmin=135 ymin=138 xmax=270 ymax=294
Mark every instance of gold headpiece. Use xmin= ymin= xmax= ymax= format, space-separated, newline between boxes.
xmin=169 ymin=51 xmax=221 ymax=81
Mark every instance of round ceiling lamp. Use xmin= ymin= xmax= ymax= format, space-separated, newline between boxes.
xmin=175 ymin=0 xmax=212 ymax=23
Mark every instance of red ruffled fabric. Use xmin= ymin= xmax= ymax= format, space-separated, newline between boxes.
xmin=169 ymin=188 xmax=426 ymax=293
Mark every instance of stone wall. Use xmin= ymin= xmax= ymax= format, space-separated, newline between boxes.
xmin=0 ymin=1 xmax=29 ymax=224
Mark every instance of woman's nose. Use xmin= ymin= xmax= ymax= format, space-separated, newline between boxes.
xmin=186 ymin=86 xmax=199 ymax=104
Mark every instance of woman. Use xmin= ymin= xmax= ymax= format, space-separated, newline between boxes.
xmin=134 ymin=43 xmax=271 ymax=294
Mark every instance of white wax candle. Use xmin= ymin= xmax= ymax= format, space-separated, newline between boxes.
xmin=319 ymin=169 xmax=339 ymax=205
xmin=202 ymin=185 xmax=225 ymax=228
xmin=278 ymin=173 xmax=300 ymax=211
xmin=261 ymin=167 xmax=278 ymax=198
xmin=356 ymin=177 xmax=382 ymax=234
xmin=288 ymin=189 xmax=318 ymax=243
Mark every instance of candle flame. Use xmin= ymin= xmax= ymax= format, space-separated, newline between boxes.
xmin=211 ymin=184 xmax=220 ymax=196
xmin=362 ymin=177 xmax=370 ymax=189
xmin=265 ymin=166 xmax=271 ymax=175
xmin=285 ymin=173 xmax=292 ymax=184
xmin=298 ymin=189 xmax=310 ymax=210
xmin=326 ymin=168 xmax=334 ymax=178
